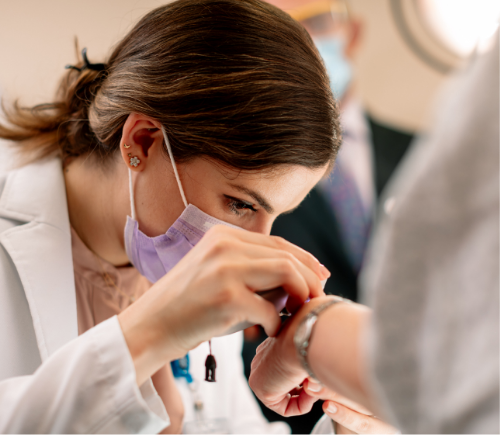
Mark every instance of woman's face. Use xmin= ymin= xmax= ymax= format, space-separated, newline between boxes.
xmin=122 ymin=114 xmax=330 ymax=237
xmin=135 ymin=153 xmax=328 ymax=237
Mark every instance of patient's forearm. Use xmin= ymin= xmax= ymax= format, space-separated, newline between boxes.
xmin=308 ymin=302 xmax=374 ymax=411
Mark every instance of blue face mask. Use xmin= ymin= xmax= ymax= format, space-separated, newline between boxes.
xmin=314 ymin=36 xmax=352 ymax=100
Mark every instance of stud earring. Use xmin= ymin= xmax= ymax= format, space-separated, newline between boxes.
xmin=129 ymin=156 xmax=141 ymax=167
xmin=123 ymin=143 xmax=131 ymax=148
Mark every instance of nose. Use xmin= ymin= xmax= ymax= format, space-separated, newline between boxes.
xmin=250 ymin=216 xmax=275 ymax=236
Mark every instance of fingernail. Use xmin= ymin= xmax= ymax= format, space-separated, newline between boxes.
xmin=307 ymin=380 xmax=322 ymax=392
xmin=327 ymin=403 xmax=338 ymax=414
xmin=320 ymin=264 xmax=331 ymax=279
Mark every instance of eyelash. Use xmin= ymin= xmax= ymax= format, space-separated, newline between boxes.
xmin=227 ymin=198 xmax=257 ymax=216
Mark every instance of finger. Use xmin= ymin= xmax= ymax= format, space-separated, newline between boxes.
xmin=233 ymin=285 xmax=282 ymax=337
xmin=206 ymin=226 xmax=330 ymax=280
xmin=284 ymin=387 xmax=318 ymax=417
xmin=304 ymin=379 xmax=372 ymax=415
xmin=239 ymin=258 xmax=312 ymax=306
xmin=323 ymin=401 xmax=399 ymax=434
xmin=289 ymin=386 xmax=304 ymax=396
xmin=224 ymin=242 xmax=325 ymax=301
xmin=268 ymin=387 xmax=318 ymax=417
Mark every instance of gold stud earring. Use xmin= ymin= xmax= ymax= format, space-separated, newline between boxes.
xmin=123 ymin=143 xmax=131 ymax=148
xmin=129 ymin=156 xmax=141 ymax=167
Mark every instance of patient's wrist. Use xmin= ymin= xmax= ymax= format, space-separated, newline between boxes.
xmin=308 ymin=301 xmax=371 ymax=404
xmin=293 ymin=297 xmax=350 ymax=380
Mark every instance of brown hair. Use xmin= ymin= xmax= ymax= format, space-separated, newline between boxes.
xmin=0 ymin=0 xmax=340 ymax=171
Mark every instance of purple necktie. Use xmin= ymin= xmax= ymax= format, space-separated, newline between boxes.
xmin=320 ymin=162 xmax=371 ymax=272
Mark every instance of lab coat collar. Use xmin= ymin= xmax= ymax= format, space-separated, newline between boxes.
xmin=0 ymin=158 xmax=77 ymax=361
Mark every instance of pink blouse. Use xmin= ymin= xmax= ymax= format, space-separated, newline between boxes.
xmin=70 ymin=227 xmax=186 ymax=433
xmin=71 ymin=227 xmax=151 ymax=335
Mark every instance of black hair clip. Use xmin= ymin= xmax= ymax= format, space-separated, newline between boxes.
xmin=66 ymin=48 xmax=106 ymax=72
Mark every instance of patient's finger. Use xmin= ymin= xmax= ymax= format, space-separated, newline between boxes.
xmin=303 ymin=378 xmax=372 ymax=415
xmin=272 ymin=387 xmax=318 ymax=417
xmin=323 ymin=401 xmax=399 ymax=434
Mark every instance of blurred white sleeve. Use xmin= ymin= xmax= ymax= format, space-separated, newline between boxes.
xmin=0 ymin=316 xmax=169 ymax=433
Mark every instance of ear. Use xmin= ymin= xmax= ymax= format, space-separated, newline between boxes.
xmin=120 ymin=113 xmax=164 ymax=172
xmin=344 ymin=19 xmax=362 ymax=60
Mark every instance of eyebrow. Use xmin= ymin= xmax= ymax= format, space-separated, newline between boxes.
xmin=228 ymin=184 xmax=274 ymax=214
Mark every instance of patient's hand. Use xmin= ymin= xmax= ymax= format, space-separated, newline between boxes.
xmin=303 ymin=379 xmax=398 ymax=434
xmin=249 ymin=298 xmax=330 ymax=416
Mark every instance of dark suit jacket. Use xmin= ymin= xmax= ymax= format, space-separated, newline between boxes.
xmin=271 ymin=115 xmax=414 ymax=302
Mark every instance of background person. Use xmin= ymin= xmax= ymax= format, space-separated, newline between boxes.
xmin=268 ymin=0 xmax=415 ymax=300
xmin=0 ymin=0 xmax=339 ymax=432
xmin=249 ymin=31 xmax=499 ymax=434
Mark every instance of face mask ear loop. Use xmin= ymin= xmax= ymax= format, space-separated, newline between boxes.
xmin=128 ymin=168 xmax=137 ymax=220
xmin=161 ymin=125 xmax=188 ymax=208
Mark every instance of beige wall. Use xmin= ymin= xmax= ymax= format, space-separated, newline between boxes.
xmin=348 ymin=0 xmax=448 ymax=132
xmin=0 ymin=0 xmax=171 ymax=104
xmin=0 ymin=0 xmax=449 ymax=132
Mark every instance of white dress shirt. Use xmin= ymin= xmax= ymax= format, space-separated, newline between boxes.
xmin=336 ymin=97 xmax=375 ymax=215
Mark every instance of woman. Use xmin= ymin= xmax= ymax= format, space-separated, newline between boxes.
xmin=0 ymin=0 xmax=338 ymax=432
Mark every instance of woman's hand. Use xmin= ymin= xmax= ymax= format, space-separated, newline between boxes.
xmin=303 ymin=379 xmax=399 ymax=434
xmin=119 ymin=225 xmax=329 ymax=386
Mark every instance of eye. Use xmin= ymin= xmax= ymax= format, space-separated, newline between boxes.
xmin=224 ymin=195 xmax=257 ymax=216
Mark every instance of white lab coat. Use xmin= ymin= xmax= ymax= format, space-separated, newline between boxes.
xmin=0 ymin=157 xmax=288 ymax=434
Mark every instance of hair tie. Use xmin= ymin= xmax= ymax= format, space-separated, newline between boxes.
xmin=65 ymin=48 xmax=106 ymax=72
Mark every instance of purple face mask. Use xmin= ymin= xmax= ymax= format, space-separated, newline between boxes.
xmin=124 ymin=126 xmax=239 ymax=284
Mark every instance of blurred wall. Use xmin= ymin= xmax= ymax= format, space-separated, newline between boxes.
xmin=348 ymin=0 xmax=448 ymax=132
xmin=0 ymin=0 xmax=171 ymax=104
xmin=0 ymin=0 xmax=448 ymax=132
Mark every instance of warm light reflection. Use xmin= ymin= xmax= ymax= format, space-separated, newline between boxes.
xmin=420 ymin=0 xmax=500 ymax=57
